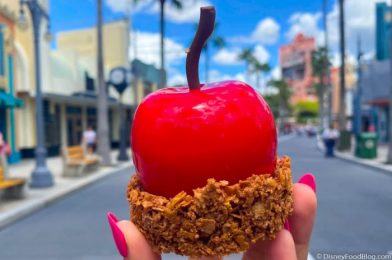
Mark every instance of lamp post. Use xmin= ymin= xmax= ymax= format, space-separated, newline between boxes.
xmin=109 ymin=67 xmax=131 ymax=162
xmin=19 ymin=0 xmax=53 ymax=187
xmin=355 ymin=36 xmax=363 ymax=137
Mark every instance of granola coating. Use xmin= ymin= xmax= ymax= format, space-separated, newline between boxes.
xmin=127 ymin=156 xmax=293 ymax=257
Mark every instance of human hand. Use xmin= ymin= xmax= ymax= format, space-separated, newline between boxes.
xmin=108 ymin=173 xmax=317 ymax=260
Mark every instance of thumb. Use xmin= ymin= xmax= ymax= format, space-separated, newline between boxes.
xmin=108 ymin=212 xmax=161 ymax=260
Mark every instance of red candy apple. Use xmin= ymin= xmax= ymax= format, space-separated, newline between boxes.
xmin=131 ymin=7 xmax=277 ymax=198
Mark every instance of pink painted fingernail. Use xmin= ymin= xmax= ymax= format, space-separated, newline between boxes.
xmin=284 ymin=220 xmax=291 ymax=231
xmin=107 ymin=212 xmax=128 ymax=258
xmin=298 ymin=173 xmax=316 ymax=193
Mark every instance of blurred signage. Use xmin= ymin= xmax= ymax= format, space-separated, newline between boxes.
xmin=281 ymin=51 xmax=305 ymax=68
xmin=385 ymin=11 xmax=392 ymax=22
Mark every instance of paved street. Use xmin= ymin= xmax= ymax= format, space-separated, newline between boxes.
xmin=0 ymin=136 xmax=391 ymax=259
xmin=281 ymin=136 xmax=392 ymax=255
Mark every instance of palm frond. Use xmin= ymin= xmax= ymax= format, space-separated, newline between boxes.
xmin=213 ymin=36 xmax=225 ymax=48
xmin=171 ymin=0 xmax=183 ymax=9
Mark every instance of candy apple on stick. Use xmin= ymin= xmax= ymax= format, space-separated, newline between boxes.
xmin=131 ymin=6 xmax=277 ymax=198
xmin=127 ymin=7 xmax=293 ymax=257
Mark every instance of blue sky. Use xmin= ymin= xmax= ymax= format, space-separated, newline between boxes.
xmin=50 ymin=0 xmax=379 ymax=89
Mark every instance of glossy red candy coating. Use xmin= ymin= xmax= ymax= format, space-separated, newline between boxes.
xmin=131 ymin=80 xmax=277 ymax=198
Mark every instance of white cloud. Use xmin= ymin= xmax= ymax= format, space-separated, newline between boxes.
xmin=229 ymin=17 xmax=280 ymax=45
xmin=286 ymin=12 xmax=324 ymax=45
xmin=168 ymin=73 xmax=187 ymax=86
xmin=106 ymin=0 xmax=211 ymax=23
xmin=234 ymin=72 xmax=247 ymax=83
xmin=105 ymin=0 xmax=153 ymax=13
xmin=271 ymin=66 xmax=282 ymax=80
xmin=213 ymin=44 xmax=269 ymax=67
xmin=149 ymin=0 xmax=212 ymax=23
xmin=327 ymin=0 xmax=379 ymax=55
xmin=253 ymin=44 xmax=270 ymax=64
xmin=130 ymin=31 xmax=186 ymax=69
xmin=208 ymin=70 xmax=232 ymax=82
xmin=212 ymin=48 xmax=242 ymax=65
xmin=251 ymin=18 xmax=280 ymax=45
xmin=285 ymin=0 xmax=381 ymax=59
xmin=207 ymin=70 xmax=254 ymax=89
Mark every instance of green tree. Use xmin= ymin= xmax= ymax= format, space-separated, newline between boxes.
xmin=239 ymin=48 xmax=270 ymax=90
xmin=294 ymin=100 xmax=319 ymax=124
xmin=251 ymin=60 xmax=270 ymax=91
xmin=311 ymin=46 xmax=330 ymax=125
xmin=264 ymin=80 xmax=292 ymax=133
xmin=268 ymin=79 xmax=292 ymax=117
xmin=263 ymin=94 xmax=280 ymax=119
xmin=238 ymin=48 xmax=254 ymax=81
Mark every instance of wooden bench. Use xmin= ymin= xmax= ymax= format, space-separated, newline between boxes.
xmin=0 ymin=164 xmax=26 ymax=199
xmin=62 ymin=146 xmax=100 ymax=177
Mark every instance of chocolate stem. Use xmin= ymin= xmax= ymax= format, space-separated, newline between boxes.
xmin=186 ymin=6 xmax=216 ymax=91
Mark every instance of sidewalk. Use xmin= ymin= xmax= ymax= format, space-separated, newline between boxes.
xmin=0 ymin=150 xmax=133 ymax=229
xmin=317 ymin=136 xmax=392 ymax=173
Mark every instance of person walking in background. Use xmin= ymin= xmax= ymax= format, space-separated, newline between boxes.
xmin=0 ymin=132 xmax=11 ymax=177
xmin=322 ymin=124 xmax=340 ymax=157
xmin=82 ymin=126 xmax=97 ymax=155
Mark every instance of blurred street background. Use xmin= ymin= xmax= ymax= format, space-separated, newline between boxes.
xmin=0 ymin=0 xmax=391 ymax=259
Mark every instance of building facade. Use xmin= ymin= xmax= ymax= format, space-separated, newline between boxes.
xmin=0 ymin=3 xmax=24 ymax=163
xmin=131 ymin=59 xmax=159 ymax=104
xmin=361 ymin=60 xmax=390 ymax=142
xmin=0 ymin=1 xmax=158 ymax=160
xmin=0 ymin=0 xmax=55 ymax=160
xmin=279 ymin=34 xmax=316 ymax=104
xmin=42 ymin=19 xmax=135 ymax=154
xmin=330 ymin=63 xmax=356 ymax=120
xmin=376 ymin=2 xmax=392 ymax=61
xmin=355 ymin=2 xmax=392 ymax=143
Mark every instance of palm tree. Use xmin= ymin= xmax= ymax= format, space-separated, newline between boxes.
xmin=134 ymin=0 xmax=183 ymax=88
xmin=338 ymin=0 xmax=348 ymax=150
xmin=311 ymin=46 xmax=329 ymax=126
xmin=238 ymin=48 xmax=253 ymax=70
xmin=159 ymin=0 xmax=182 ymax=88
xmin=238 ymin=48 xmax=254 ymax=82
xmin=96 ymin=0 xmax=111 ymax=165
xmin=204 ymin=23 xmax=225 ymax=83
xmin=268 ymin=79 xmax=291 ymax=114
xmin=251 ymin=60 xmax=271 ymax=91
xmin=268 ymin=79 xmax=292 ymax=133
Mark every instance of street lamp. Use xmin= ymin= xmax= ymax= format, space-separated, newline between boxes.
xmin=109 ymin=67 xmax=131 ymax=162
xmin=19 ymin=0 xmax=53 ymax=187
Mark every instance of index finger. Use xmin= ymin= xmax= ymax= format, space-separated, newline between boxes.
xmin=116 ymin=220 xmax=162 ymax=260
xmin=289 ymin=176 xmax=317 ymax=260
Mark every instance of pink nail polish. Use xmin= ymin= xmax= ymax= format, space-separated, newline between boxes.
xmin=284 ymin=220 xmax=291 ymax=231
xmin=107 ymin=212 xmax=128 ymax=258
xmin=298 ymin=173 xmax=316 ymax=193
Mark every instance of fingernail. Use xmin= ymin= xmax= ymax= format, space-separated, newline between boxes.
xmin=107 ymin=212 xmax=128 ymax=258
xmin=284 ymin=220 xmax=291 ymax=231
xmin=298 ymin=173 xmax=316 ymax=193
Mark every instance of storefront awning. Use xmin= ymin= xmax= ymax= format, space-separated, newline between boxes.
xmin=0 ymin=90 xmax=24 ymax=107
xmin=43 ymin=92 xmax=133 ymax=109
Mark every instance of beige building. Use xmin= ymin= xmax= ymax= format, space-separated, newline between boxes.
xmin=45 ymin=19 xmax=136 ymax=152
xmin=0 ymin=0 xmax=157 ymax=160
xmin=56 ymin=20 xmax=158 ymax=105
xmin=330 ymin=62 xmax=356 ymax=119
xmin=0 ymin=0 xmax=52 ymax=160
